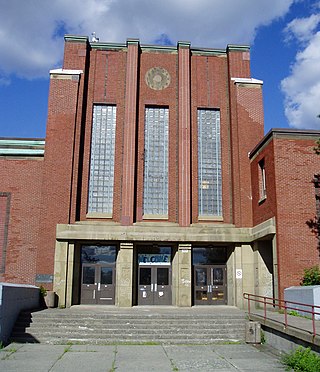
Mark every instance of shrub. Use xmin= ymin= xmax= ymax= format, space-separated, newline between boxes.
xmin=301 ymin=266 xmax=320 ymax=286
xmin=282 ymin=347 xmax=320 ymax=371
xmin=39 ymin=285 xmax=47 ymax=297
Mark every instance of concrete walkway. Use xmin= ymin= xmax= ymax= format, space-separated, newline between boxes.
xmin=0 ymin=343 xmax=285 ymax=371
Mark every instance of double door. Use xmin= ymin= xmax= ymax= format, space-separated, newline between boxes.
xmin=81 ymin=264 xmax=115 ymax=304
xmin=138 ymin=265 xmax=171 ymax=305
xmin=194 ymin=265 xmax=227 ymax=305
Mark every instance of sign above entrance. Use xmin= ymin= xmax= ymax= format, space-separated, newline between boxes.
xmin=138 ymin=253 xmax=171 ymax=265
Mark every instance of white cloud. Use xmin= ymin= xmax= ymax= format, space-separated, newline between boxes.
xmin=0 ymin=0 xmax=295 ymax=80
xmin=281 ymin=12 xmax=320 ymax=129
xmin=284 ymin=14 xmax=320 ymax=42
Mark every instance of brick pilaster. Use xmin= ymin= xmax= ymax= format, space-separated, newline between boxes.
xmin=178 ymin=42 xmax=191 ymax=227
xmin=121 ymin=39 xmax=139 ymax=225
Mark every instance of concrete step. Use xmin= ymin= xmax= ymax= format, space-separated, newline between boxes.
xmin=10 ymin=336 xmax=242 ymax=345
xmin=10 ymin=307 xmax=246 ymax=345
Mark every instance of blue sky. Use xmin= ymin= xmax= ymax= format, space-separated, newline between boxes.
xmin=0 ymin=0 xmax=320 ymax=139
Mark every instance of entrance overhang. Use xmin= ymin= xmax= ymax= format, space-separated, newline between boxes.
xmin=54 ymin=218 xmax=276 ymax=309
xmin=56 ymin=218 xmax=276 ymax=243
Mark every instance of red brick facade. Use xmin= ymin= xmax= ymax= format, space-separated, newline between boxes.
xmin=250 ymin=131 xmax=320 ymax=298
xmin=0 ymin=148 xmax=43 ymax=284
xmin=1 ymin=35 xmax=319 ymax=305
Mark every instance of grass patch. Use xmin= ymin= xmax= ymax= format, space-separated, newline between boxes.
xmin=278 ymin=309 xmax=311 ymax=319
xmin=0 ymin=345 xmax=17 ymax=360
xmin=109 ymin=345 xmax=117 ymax=372
xmin=281 ymin=347 xmax=320 ymax=371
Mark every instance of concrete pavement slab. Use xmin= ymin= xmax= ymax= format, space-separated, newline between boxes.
xmin=51 ymin=348 xmax=115 ymax=372
xmin=0 ymin=344 xmax=66 ymax=372
xmin=212 ymin=344 xmax=284 ymax=371
xmin=115 ymin=345 xmax=173 ymax=372
xmin=163 ymin=345 xmax=238 ymax=371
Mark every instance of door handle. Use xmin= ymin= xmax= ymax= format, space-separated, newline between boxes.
xmin=93 ymin=290 xmax=96 ymax=299
xmin=154 ymin=283 xmax=157 ymax=292
xmin=151 ymin=283 xmax=153 ymax=292
xmin=98 ymin=283 xmax=101 ymax=291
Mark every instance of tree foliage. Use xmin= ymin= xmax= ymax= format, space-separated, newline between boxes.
xmin=301 ymin=266 xmax=320 ymax=286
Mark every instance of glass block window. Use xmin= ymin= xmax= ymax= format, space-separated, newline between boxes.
xmin=88 ymin=105 xmax=116 ymax=213
xmin=198 ymin=109 xmax=222 ymax=217
xmin=143 ymin=107 xmax=169 ymax=216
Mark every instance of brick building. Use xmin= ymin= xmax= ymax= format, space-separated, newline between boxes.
xmin=0 ymin=35 xmax=319 ymax=308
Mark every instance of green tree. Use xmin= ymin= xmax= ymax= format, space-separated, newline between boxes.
xmin=306 ymin=135 xmax=320 ymax=254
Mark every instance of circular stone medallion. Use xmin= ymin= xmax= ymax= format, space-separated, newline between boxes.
xmin=145 ymin=67 xmax=171 ymax=90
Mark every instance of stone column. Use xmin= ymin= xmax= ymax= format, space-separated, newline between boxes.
xmin=53 ymin=241 xmax=68 ymax=308
xmin=272 ymin=236 xmax=279 ymax=300
xmin=234 ymin=244 xmax=255 ymax=309
xmin=253 ymin=241 xmax=273 ymax=301
xmin=116 ymin=242 xmax=134 ymax=307
xmin=66 ymin=243 xmax=75 ymax=308
xmin=233 ymin=244 xmax=243 ymax=308
xmin=177 ymin=244 xmax=192 ymax=307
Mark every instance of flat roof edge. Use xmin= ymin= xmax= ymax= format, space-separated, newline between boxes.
xmin=249 ymin=128 xmax=320 ymax=158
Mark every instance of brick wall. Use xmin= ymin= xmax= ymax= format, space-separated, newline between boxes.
xmin=75 ymin=43 xmax=259 ymax=226
xmin=0 ymin=158 xmax=43 ymax=284
xmin=275 ymin=137 xmax=320 ymax=297
xmin=36 ymin=38 xmax=90 ymax=285
xmin=79 ymin=48 xmax=127 ymax=222
xmin=251 ymin=132 xmax=320 ymax=298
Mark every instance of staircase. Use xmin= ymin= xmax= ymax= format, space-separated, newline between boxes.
xmin=10 ymin=306 xmax=246 ymax=345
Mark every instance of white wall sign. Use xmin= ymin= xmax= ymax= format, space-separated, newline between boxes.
xmin=236 ymin=269 xmax=243 ymax=279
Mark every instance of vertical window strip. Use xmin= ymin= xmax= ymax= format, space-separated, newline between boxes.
xmin=143 ymin=107 xmax=169 ymax=216
xmin=88 ymin=105 xmax=116 ymax=214
xmin=198 ymin=109 xmax=222 ymax=217
xmin=259 ymin=159 xmax=266 ymax=200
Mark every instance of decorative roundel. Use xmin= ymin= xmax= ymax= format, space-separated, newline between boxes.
xmin=145 ymin=67 xmax=171 ymax=90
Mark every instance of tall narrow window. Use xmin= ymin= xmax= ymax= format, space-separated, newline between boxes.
xmin=198 ymin=109 xmax=222 ymax=217
xmin=258 ymin=158 xmax=266 ymax=201
xmin=88 ymin=105 xmax=116 ymax=214
xmin=143 ymin=107 xmax=169 ymax=216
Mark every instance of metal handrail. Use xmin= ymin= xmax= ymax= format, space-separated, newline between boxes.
xmin=243 ymin=292 xmax=320 ymax=337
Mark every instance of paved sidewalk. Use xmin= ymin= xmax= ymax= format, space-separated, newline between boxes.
xmin=0 ymin=343 xmax=285 ymax=371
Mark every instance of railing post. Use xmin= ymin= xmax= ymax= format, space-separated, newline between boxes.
xmin=248 ymin=293 xmax=251 ymax=315
xmin=264 ymin=296 xmax=267 ymax=320
xmin=312 ymin=305 xmax=316 ymax=337
xmin=284 ymin=300 xmax=288 ymax=328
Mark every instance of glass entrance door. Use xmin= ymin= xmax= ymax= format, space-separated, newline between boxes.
xmin=194 ymin=265 xmax=227 ymax=305
xmin=81 ymin=264 xmax=115 ymax=304
xmin=80 ymin=245 xmax=117 ymax=305
xmin=138 ymin=266 xmax=171 ymax=305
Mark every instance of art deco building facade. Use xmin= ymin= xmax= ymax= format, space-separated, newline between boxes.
xmin=0 ymin=35 xmax=319 ymax=308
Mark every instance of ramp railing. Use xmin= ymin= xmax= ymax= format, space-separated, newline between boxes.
xmin=243 ymin=292 xmax=320 ymax=338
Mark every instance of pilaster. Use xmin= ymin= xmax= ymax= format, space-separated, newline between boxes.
xmin=116 ymin=242 xmax=134 ymax=306
xmin=178 ymin=41 xmax=191 ymax=227
xmin=177 ymin=243 xmax=192 ymax=306
xmin=53 ymin=241 xmax=69 ymax=307
xmin=121 ymin=39 xmax=139 ymax=225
